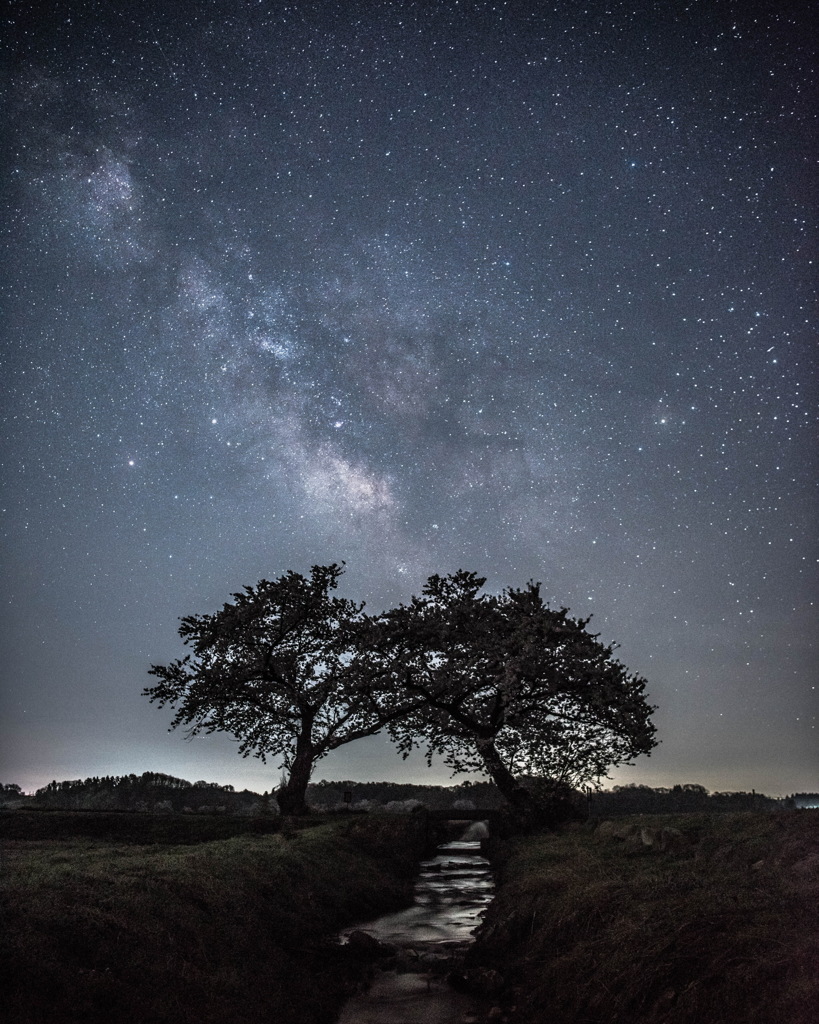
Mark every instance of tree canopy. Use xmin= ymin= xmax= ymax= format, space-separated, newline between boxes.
xmin=146 ymin=565 xmax=658 ymax=823
xmin=145 ymin=564 xmax=399 ymax=815
xmin=373 ymin=570 xmax=658 ymax=821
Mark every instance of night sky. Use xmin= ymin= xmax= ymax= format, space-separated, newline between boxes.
xmin=2 ymin=0 xmax=816 ymax=797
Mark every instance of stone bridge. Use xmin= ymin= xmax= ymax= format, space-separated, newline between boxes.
xmin=425 ymin=808 xmax=502 ymax=822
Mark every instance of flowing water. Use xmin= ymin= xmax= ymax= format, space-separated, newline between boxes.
xmin=336 ymin=822 xmax=494 ymax=1024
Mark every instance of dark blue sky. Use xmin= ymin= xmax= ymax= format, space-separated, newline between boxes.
xmin=2 ymin=0 xmax=816 ymax=796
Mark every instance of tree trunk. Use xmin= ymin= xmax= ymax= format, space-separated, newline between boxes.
xmin=475 ymin=737 xmax=536 ymax=813
xmin=475 ymin=738 xmax=580 ymax=832
xmin=276 ymin=740 xmax=314 ymax=816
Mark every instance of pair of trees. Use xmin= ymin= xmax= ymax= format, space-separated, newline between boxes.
xmin=145 ymin=565 xmax=657 ymax=821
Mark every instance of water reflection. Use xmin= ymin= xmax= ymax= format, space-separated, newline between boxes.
xmin=359 ymin=836 xmax=494 ymax=946
xmin=336 ymin=823 xmax=494 ymax=1023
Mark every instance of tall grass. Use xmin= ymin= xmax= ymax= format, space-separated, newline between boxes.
xmin=2 ymin=815 xmax=429 ymax=1024
xmin=470 ymin=811 xmax=819 ymax=1024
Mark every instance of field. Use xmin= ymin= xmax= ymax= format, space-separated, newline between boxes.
xmin=1 ymin=811 xmax=430 ymax=1024
xmin=469 ymin=810 xmax=819 ymax=1024
xmin=5 ymin=808 xmax=817 ymax=1024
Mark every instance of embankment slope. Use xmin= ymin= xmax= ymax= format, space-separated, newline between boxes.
xmin=2 ymin=814 xmax=429 ymax=1024
xmin=469 ymin=810 xmax=819 ymax=1024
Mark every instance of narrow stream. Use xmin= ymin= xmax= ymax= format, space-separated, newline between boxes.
xmin=337 ymin=821 xmax=494 ymax=1024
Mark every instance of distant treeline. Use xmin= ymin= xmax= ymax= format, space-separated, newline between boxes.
xmin=306 ymin=779 xmax=509 ymax=811
xmin=587 ymin=783 xmax=787 ymax=815
xmin=1 ymin=776 xmax=811 ymax=816
xmin=0 ymin=775 xmax=508 ymax=815
xmin=3 ymin=773 xmax=270 ymax=816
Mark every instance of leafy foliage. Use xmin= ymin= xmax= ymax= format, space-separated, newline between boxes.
xmin=145 ymin=564 xmax=396 ymax=814
xmin=374 ymin=570 xmax=657 ymax=811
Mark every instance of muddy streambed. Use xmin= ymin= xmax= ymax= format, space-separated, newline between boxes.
xmin=336 ymin=822 xmax=495 ymax=1024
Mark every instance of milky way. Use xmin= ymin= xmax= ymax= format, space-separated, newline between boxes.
xmin=2 ymin=0 xmax=816 ymax=795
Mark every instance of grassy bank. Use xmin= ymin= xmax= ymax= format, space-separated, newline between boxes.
xmin=469 ymin=811 xmax=819 ymax=1024
xmin=2 ymin=813 xmax=430 ymax=1024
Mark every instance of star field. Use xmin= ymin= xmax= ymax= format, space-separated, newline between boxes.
xmin=1 ymin=0 xmax=816 ymax=795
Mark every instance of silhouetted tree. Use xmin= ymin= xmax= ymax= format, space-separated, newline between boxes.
xmin=145 ymin=564 xmax=405 ymax=815
xmin=376 ymin=570 xmax=658 ymax=826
